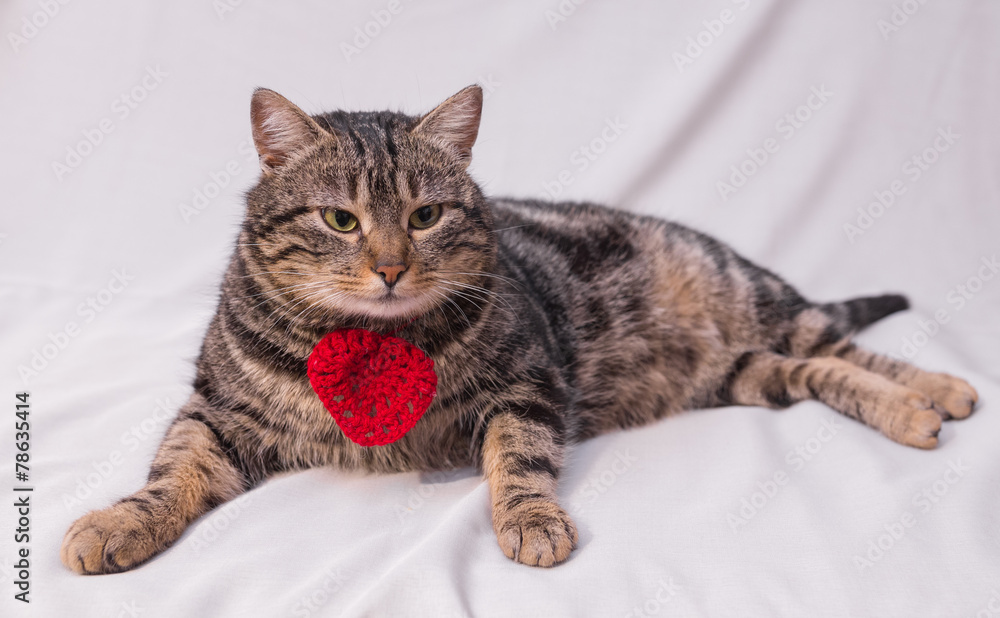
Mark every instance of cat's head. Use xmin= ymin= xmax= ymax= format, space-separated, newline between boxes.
xmin=240 ymin=86 xmax=495 ymax=328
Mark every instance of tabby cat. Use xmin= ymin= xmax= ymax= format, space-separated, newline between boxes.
xmin=61 ymin=85 xmax=978 ymax=573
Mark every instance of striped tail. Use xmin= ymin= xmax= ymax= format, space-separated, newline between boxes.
xmin=819 ymin=294 xmax=910 ymax=333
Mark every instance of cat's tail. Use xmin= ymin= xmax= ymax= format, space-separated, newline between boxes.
xmin=817 ymin=293 xmax=910 ymax=333
xmin=782 ymin=293 xmax=909 ymax=357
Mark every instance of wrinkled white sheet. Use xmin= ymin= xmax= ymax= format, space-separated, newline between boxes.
xmin=2 ymin=1 xmax=999 ymax=616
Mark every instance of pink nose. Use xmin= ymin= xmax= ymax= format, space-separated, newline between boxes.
xmin=375 ymin=263 xmax=407 ymax=286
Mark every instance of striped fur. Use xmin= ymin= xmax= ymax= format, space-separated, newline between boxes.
xmin=61 ymin=86 xmax=978 ymax=574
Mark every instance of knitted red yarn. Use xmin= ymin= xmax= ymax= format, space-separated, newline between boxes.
xmin=307 ymin=328 xmax=437 ymax=447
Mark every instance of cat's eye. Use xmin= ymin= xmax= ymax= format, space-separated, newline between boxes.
xmin=323 ymin=208 xmax=358 ymax=232
xmin=409 ymin=204 xmax=442 ymax=230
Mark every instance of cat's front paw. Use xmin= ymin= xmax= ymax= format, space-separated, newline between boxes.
xmin=61 ymin=500 xmax=162 ymax=575
xmin=494 ymin=499 xmax=578 ymax=567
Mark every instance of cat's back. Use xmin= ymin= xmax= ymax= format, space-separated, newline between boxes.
xmin=489 ymin=198 xmax=758 ymax=435
xmin=490 ymin=198 xmax=674 ymax=284
xmin=489 ymin=197 xmax=729 ymax=293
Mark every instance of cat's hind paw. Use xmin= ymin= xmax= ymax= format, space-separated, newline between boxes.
xmin=920 ymin=373 xmax=978 ymax=420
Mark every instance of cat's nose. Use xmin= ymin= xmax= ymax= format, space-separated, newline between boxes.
xmin=375 ymin=262 xmax=407 ymax=287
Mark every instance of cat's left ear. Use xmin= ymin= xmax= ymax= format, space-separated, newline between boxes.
xmin=411 ymin=85 xmax=483 ymax=167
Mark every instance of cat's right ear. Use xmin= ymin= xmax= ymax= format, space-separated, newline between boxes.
xmin=250 ymin=88 xmax=327 ymax=174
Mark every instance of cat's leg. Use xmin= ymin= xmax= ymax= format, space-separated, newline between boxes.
xmin=60 ymin=403 xmax=247 ymax=574
xmin=719 ymin=351 xmax=944 ymax=448
xmin=482 ymin=410 xmax=578 ymax=567
xmin=783 ymin=305 xmax=978 ymax=421
xmin=826 ymin=344 xmax=977 ymax=420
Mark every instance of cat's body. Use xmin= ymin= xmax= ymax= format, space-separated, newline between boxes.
xmin=197 ymin=197 xmax=842 ymax=475
xmin=61 ymin=86 xmax=978 ymax=574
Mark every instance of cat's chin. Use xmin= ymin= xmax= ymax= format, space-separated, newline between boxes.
xmin=336 ymin=292 xmax=439 ymax=321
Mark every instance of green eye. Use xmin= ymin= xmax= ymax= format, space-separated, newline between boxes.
xmin=409 ymin=204 xmax=441 ymax=230
xmin=323 ymin=208 xmax=358 ymax=232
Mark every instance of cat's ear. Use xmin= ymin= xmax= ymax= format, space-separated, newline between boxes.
xmin=411 ymin=85 xmax=483 ymax=167
xmin=250 ymin=88 xmax=327 ymax=174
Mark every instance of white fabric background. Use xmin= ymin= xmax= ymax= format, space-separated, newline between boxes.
xmin=1 ymin=1 xmax=999 ymax=616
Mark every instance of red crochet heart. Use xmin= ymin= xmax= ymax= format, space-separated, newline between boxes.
xmin=307 ymin=328 xmax=437 ymax=447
